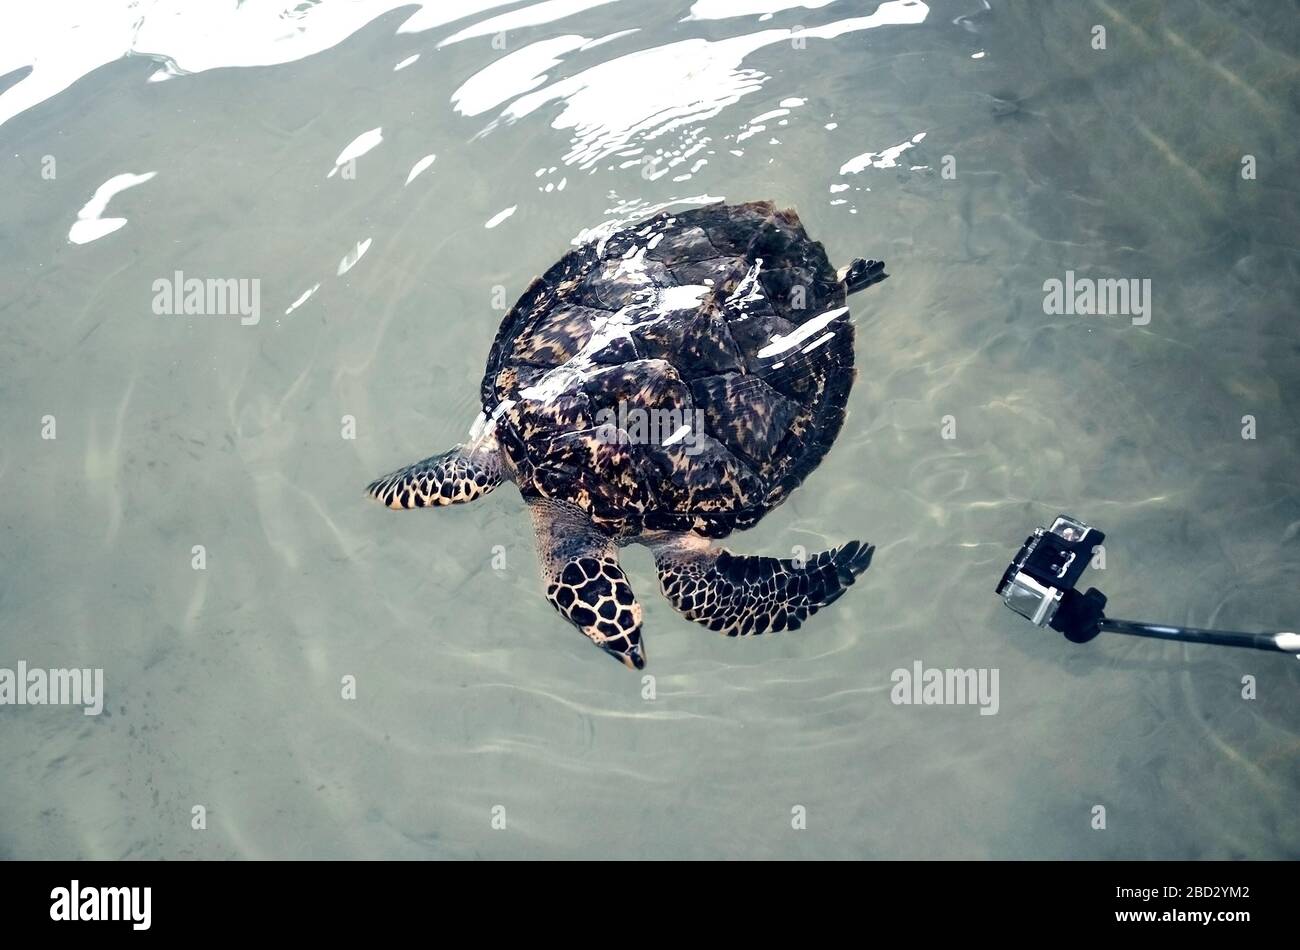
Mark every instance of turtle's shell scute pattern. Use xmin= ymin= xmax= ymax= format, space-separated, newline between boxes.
xmin=482 ymin=201 xmax=855 ymax=538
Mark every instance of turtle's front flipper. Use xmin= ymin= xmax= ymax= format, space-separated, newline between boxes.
xmin=366 ymin=444 xmax=501 ymax=509
xmin=530 ymin=499 xmax=645 ymax=670
xmin=650 ymin=533 xmax=874 ymax=637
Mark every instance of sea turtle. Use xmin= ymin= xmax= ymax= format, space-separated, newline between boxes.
xmin=366 ymin=200 xmax=888 ymax=670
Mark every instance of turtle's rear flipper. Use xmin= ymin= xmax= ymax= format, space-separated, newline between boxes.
xmin=840 ymin=258 xmax=888 ymax=295
xmin=366 ymin=445 xmax=501 ymax=510
xmin=651 ymin=535 xmax=874 ymax=637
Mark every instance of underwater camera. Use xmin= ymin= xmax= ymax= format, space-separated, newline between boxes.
xmin=997 ymin=514 xmax=1299 ymax=656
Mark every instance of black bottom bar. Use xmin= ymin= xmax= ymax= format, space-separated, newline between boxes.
xmin=0 ymin=859 xmax=1290 ymax=937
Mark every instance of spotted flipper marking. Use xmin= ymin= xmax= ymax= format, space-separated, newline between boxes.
xmin=366 ymin=446 xmax=501 ymax=509
xmin=654 ymin=538 xmax=874 ymax=637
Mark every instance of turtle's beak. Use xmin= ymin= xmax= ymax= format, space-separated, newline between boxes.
xmin=603 ymin=638 xmax=645 ymax=670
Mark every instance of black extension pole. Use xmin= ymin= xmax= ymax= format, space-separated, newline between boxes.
xmin=1098 ymin=618 xmax=1299 ymax=655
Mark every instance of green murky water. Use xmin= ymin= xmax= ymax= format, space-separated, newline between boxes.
xmin=1 ymin=0 xmax=1296 ymax=859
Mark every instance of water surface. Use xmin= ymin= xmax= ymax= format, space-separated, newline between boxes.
xmin=1 ymin=0 xmax=1297 ymax=859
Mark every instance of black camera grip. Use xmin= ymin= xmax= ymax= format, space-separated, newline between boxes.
xmin=1050 ymin=587 xmax=1108 ymax=643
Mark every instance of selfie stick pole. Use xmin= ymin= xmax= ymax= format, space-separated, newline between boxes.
xmin=1098 ymin=618 xmax=1300 ymax=655
xmin=1051 ymin=588 xmax=1299 ymax=656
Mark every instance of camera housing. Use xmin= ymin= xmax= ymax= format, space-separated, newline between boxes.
xmin=996 ymin=515 xmax=1104 ymax=628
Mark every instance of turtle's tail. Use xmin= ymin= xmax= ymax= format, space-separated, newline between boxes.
xmin=841 ymin=258 xmax=888 ymax=295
